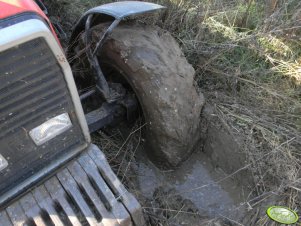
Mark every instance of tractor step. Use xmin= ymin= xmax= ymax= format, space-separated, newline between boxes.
xmin=85 ymin=103 xmax=124 ymax=133
xmin=85 ymin=95 xmax=138 ymax=133
xmin=0 ymin=145 xmax=145 ymax=226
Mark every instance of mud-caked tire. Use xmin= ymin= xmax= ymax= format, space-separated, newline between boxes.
xmin=94 ymin=23 xmax=204 ymax=168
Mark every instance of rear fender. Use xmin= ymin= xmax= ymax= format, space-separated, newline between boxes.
xmin=67 ymin=1 xmax=165 ymax=101
xmin=69 ymin=1 xmax=165 ymax=46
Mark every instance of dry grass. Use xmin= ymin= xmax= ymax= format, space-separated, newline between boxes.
xmin=44 ymin=0 xmax=301 ymax=224
xmin=165 ymin=0 xmax=301 ymax=224
xmin=158 ymin=0 xmax=300 ymax=223
xmin=141 ymin=1 xmax=301 ymax=221
xmin=91 ymin=120 xmax=144 ymax=186
xmin=152 ymin=0 xmax=301 ymax=224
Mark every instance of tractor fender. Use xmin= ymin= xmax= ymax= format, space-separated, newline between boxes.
xmin=69 ymin=1 xmax=165 ymax=47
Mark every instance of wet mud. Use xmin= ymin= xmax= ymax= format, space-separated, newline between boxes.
xmin=127 ymin=106 xmax=253 ymax=225
xmin=97 ymin=22 xmax=205 ymax=168
xmin=135 ymin=149 xmax=247 ymax=223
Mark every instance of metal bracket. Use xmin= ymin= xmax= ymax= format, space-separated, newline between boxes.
xmin=68 ymin=1 xmax=165 ymax=102
xmin=34 ymin=0 xmax=48 ymax=15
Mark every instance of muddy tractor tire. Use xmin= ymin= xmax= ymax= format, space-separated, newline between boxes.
xmin=87 ymin=23 xmax=204 ymax=167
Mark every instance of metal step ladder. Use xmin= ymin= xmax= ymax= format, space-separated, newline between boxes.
xmin=0 ymin=145 xmax=145 ymax=226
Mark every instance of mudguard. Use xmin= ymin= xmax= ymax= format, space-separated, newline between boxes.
xmin=69 ymin=1 xmax=165 ymax=45
xmin=68 ymin=1 xmax=165 ymax=101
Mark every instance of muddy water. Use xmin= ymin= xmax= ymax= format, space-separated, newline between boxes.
xmin=135 ymin=149 xmax=246 ymax=220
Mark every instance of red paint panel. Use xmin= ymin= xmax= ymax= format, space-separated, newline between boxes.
xmin=0 ymin=0 xmax=45 ymax=20
xmin=0 ymin=0 xmax=62 ymax=47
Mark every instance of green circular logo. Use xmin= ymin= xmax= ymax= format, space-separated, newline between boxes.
xmin=267 ymin=206 xmax=299 ymax=224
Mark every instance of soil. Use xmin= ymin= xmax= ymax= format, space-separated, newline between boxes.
xmin=43 ymin=1 xmax=274 ymax=224
xmin=89 ymin=22 xmax=205 ymax=168
xmin=134 ymin=150 xmax=246 ymax=224
xmin=90 ymin=23 xmax=257 ymax=224
xmin=103 ymin=105 xmax=252 ymax=226
xmin=73 ymin=23 xmax=258 ymax=226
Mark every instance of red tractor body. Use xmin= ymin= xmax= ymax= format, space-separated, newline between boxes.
xmin=0 ymin=0 xmax=44 ymax=19
xmin=0 ymin=1 xmax=189 ymax=225
xmin=0 ymin=0 xmax=59 ymax=43
xmin=0 ymin=1 xmax=150 ymax=224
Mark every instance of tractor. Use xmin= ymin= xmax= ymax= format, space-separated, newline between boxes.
xmin=0 ymin=0 xmax=203 ymax=225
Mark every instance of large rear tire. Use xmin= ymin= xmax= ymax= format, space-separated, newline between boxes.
xmin=93 ymin=23 xmax=204 ymax=167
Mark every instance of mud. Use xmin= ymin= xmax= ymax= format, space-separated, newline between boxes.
xmin=122 ymin=105 xmax=254 ymax=225
xmin=201 ymin=105 xmax=253 ymax=189
xmin=40 ymin=1 xmax=281 ymax=225
xmin=135 ymin=150 xmax=246 ymax=217
xmin=78 ymin=23 xmax=255 ymax=225
xmin=96 ymin=22 xmax=205 ymax=168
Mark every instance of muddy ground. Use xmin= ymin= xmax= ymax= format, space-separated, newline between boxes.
xmin=77 ymin=22 xmax=253 ymax=226
xmin=94 ymin=104 xmax=284 ymax=226
xmin=93 ymin=104 xmax=262 ymax=226
xmin=44 ymin=1 xmax=300 ymax=225
xmin=91 ymin=22 xmax=205 ymax=168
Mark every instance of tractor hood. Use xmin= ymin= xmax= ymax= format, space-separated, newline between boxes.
xmin=0 ymin=0 xmax=45 ymax=20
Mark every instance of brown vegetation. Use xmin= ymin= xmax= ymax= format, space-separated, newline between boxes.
xmin=45 ymin=0 xmax=301 ymax=225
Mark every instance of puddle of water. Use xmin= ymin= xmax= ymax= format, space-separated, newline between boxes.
xmin=135 ymin=160 xmax=164 ymax=198
xmin=136 ymin=150 xmax=246 ymax=219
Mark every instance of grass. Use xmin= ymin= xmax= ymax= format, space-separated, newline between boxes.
xmin=148 ymin=3 xmax=301 ymax=219
xmin=45 ymin=0 xmax=301 ymax=225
